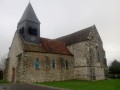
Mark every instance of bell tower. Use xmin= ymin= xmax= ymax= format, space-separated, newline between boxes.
xmin=17 ymin=3 xmax=40 ymax=44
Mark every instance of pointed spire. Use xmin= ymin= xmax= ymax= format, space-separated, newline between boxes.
xmin=18 ymin=3 xmax=40 ymax=25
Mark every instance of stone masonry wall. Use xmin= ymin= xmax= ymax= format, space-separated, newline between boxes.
xmin=16 ymin=52 xmax=74 ymax=83
xmin=67 ymin=28 xmax=107 ymax=80
xmin=67 ymin=41 xmax=91 ymax=80
xmin=6 ymin=32 xmax=23 ymax=82
xmin=88 ymin=28 xmax=107 ymax=80
xmin=5 ymin=26 xmax=107 ymax=82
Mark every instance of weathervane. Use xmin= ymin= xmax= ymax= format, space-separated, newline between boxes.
xmin=29 ymin=0 xmax=30 ymax=3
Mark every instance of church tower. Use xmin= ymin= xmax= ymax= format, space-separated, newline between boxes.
xmin=17 ymin=3 xmax=40 ymax=44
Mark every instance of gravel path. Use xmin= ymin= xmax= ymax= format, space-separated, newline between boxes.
xmin=0 ymin=83 xmax=62 ymax=90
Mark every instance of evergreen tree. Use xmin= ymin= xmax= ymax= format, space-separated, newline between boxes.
xmin=109 ymin=60 xmax=120 ymax=78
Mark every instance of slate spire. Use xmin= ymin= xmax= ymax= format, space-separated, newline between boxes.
xmin=18 ymin=3 xmax=40 ymax=25
xmin=17 ymin=2 xmax=40 ymax=44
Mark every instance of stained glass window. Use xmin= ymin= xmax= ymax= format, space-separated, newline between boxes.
xmin=34 ymin=58 xmax=40 ymax=70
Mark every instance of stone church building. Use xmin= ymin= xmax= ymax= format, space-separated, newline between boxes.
xmin=4 ymin=3 xmax=107 ymax=83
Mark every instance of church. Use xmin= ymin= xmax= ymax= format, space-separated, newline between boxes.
xmin=4 ymin=3 xmax=108 ymax=83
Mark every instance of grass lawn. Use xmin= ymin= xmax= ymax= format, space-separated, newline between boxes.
xmin=35 ymin=79 xmax=120 ymax=90
xmin=0 ymin=80 xmax=9 ymax=84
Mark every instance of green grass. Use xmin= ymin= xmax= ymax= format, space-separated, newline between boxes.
xmin=35 ymin=79 xmax=120 ymax=90
xmin=0 ymin=80 xmax=9 ymax=84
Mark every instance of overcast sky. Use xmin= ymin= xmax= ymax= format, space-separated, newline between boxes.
xmin=0 ymin=0 xmax=120 ymax=65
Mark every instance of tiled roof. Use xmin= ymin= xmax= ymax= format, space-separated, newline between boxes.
xmin=56 ymin=26 xmax=94 ymax=45
xmin=40 ymin=38 xmax=72 ymax=55
xmin=21 ymin=36 xmax=72 ymax=56
xmin=19 ymin=25 xmax=96 ymax=55
xmin=22 ymin=41 xmax=46 ymax=52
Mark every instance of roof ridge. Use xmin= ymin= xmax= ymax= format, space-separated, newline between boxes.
xmin=56 ymin=25 xmax=94 ymax=39
xmin=56 ymin=25 xmax=95 ymax=45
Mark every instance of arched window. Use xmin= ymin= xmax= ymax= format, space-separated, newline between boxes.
xmin=28 ymin=26 xmax=38 ymax=36
xmin=33 ymin=28 xmax=38 ymax=36
xmin=45 ymin=56 xmax=49 ymax=69
xmin=51 ymin=59 xmax=55 ymax=69
xmin=60 ymin=57 xmax=65 ymax=68
xmin=19 ymin=27 xmax=24 ymax=34
xmin=34 ymin=58 xmax=40 ymax=70
xmin=96 ymin=46 xmax=100 ymax=61
xmin=65 ymin=60 xmax=68 ymax=69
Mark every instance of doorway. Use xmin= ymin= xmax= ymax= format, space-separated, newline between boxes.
xmin=12 ymin=68 xmax=15 ymax=82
